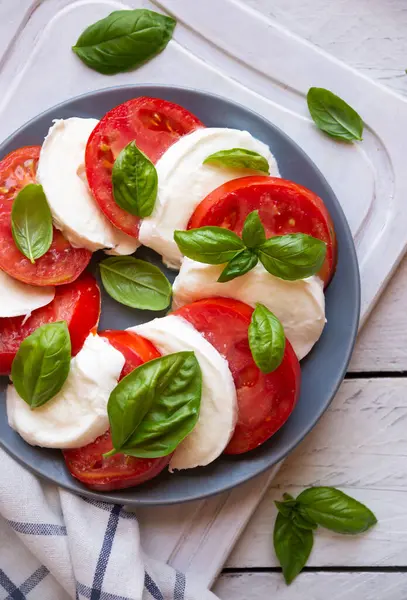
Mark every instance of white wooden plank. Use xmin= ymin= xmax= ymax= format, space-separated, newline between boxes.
xmin=227 ymin=379 xmax=407 ymax=568
xmin=0 ymin=0 xmax=36 ymax=62
xmin=351 ymin=255 xmax=407 ymax=372
xmin=214 ymin=573 xmax=407 ymax=600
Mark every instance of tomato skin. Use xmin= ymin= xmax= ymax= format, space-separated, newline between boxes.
xmin=175 ymin=297 xmax=301 ymax=454
xmin=188 ymin=176 xmax=337 ymax=285
xmin=85 ymin=96 xmax=204 ymax=237
xmin=0 ymin=146 xmax=39 ymax=210
xmin=0 ymin=272 xmax=100 ymax=375
xmin=64 ymin=330 xmax=168 ymax=492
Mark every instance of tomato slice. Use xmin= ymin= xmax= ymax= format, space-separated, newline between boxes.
xmin=85 ymin=96 xmax=204 ymax=237
xmin=0 ymin=146 xmax=39 ymax=210
xmin=175 ymin=298 xmax=301 ymax=454
xmin=0 ymin=272 xmax=100 ymax=375
xmin=188 ymin=176 xmax=337 ymax=285
xmin=0 ymin=145 xmax=91 ymax=286
xmin=64 ymin=330 xmax=169 ymax=491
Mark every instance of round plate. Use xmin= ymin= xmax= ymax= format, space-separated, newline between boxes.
xmin=0 ymin=85 xmax=360 ymax=505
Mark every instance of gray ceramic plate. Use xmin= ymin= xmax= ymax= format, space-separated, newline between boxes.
xmin=0 ymin=85 xmax=360 ymax=505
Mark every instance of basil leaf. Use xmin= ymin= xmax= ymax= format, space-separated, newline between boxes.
xmin=174 ymin=227 xmax=244 ymax=264
xmin=11 ymin=184 xmax=53 ymax=264
xmin=249 ymin=304 xmax=285 ymax=374
xmin=274 ymin=500 xmax=295 ymax=518
xmin=296 ymin=487 xmax=377 ymax=534
xmin=203 ymin=148 xmax=270 ymax=174
xmin=100 ymin=256 xmax=171 ymax=310
xmin=72 ymin=9 xmax=176 ymax=75
xmin=307 ymin=87 xmax=363 ymax=142
xmin=218 ymin=250 xmax=258 ymax=283
xmin=292 ymin=512 xmax=318 ymax=531
xmin=258 ymin=233 xmax=326 ymax=280
xmin=273 ymin=512 xmax=314 ymax=585
xmin=112 ymin=141 xmax=157 ymax=217
xmin=242 ymin=210 xmax=266 ymax=249
xmin=107 ymin=351 xmax=201 ymax=458
xmin=11 ymin=322 xmax=71 ymax=409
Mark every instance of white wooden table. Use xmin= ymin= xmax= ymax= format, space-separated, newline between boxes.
xmin=212 ymin=1 xmax=407 ymax=597
xmin=2 ymin=1 xmax=407 ymax=598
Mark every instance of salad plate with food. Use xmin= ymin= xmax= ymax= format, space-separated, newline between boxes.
xmin=0 ymin=85 xmax=359 ymax=505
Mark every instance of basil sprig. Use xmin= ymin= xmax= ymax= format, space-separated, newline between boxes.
xmin=11 ymin=184 xmax=53 ymax=264
xmin=174 ymin=210 xmax=326 ymax=282
xmin=273 ymin=487 xmax=377 ymax=584
xmin=112 ymin=141 xmax=157 ymax=217
xmin=105 ymin=351 xmax=202 ymax=458
xmin=72 ymin=9 xmax=176 ymax=75
xmin=11 ymin=322 xmax=71 ymax=409
xmin=203 ymin=148 xmax=269 ymax=174
xmin=249 ymin=304 xmax=285 ymax=374
xmin=307 ymin=87 xmax=363 ymax=142
xmin=100 ymin=256 xmax=172 ymax=311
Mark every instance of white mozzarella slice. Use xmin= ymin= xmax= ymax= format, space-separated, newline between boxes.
xmin=139 ymin=127 xmax=279 ymax=268
xmin=37 ymin=118 xmax=139 ymax=254
xmin=0 ymin=270 xmax=54 ymax=317
xmin=172 ymin=259 xmax=326 ymax=360
xmin=129 ymin=315 xmax=237 ymax=470
xmin=104 ymin=229 xmax=140 ymax=256
xmin=7 ymin=333 xmax=125 ymax=449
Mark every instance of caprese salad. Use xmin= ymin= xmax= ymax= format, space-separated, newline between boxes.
xmin=0 ymin=96 xmax=337 ymax=492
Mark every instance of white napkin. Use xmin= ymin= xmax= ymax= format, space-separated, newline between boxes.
xmin=0 ymin=448 xmax=219 ymax=600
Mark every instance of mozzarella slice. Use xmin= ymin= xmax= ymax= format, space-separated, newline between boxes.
xmin=139 ymin=127 xmax=279 ymax=269
xmin=7 ymin=333 xmax=125 ymax=449
xmin=129 ymin=315 xmax=237 ymax=470
xmin=37 ymin=118 xmax=139 ymax=254
xmin=173 ymin=259 xmax=326 ymax=360
xmin=0 ymin=269 xmax=54 ymax=318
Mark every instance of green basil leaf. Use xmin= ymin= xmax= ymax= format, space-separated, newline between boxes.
xmin=72 ymin=9 xmax=176 ymax=75
xmin=283 ymin=493 xmax=295 ymax=502
xmin=258 ymin=233 xmax=326 ymax=280
xmin=100 ymin=256 xmax=171 ymax=310
xmin=248 ymin=304 xmax=285 ymax=374
xmin=218 ymin=250 xmax=258 ymax=283
xmin=242 ymin=210 xmax=266 ymax=249
xmin=296 ymin=487 xmax=377 ymax=534
xmin=11 ymin=322 xmax=71 ymax=409
xmin=274 ymin=501 xmax=295 ymax=519
xmin=273 ymin=512 xmax=314 ymax=585
xmin=112 ymin=141 xmax=157 ymax=217
xmin=107 ymin=351 xmax=202 ymax=458
xmin=174 ymin=227 xmax=244 ymax=265
xmin=203 ymin=148 xmax=270 ymax=174
xmin=292 ymin=511 xmax=318 ymax=531
xmin=11 ymin=184 xmax=53 ymax=264
xmin=307 ymin=87 xmax=363 ymax=142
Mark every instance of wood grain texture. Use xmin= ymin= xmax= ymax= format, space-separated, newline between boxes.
xmin=227 ymin=379 xmax=407 ymax=568
xmin=214 ymin=572 xmax=407 ymax=599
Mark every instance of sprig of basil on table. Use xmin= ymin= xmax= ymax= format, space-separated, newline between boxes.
xmin=105 ymin=351 xmax=202 ymax=458
xmin=99 ymin=256 xmax=172 ymax=311
xmin=307 ymin=87 xmax=364 ymax=142
xmin=72 ymin=9 xmax=176 ymax=75
xmin=11 ymin=184 xmax=53 ymax=264
xmin=174 ymin=211 xmax=326 ymax=282
xmin=248 ymin=304 xmax=285 ymax=374
xmin=11 ymin=322 xmax=71 ymax=409
xmin=112 ymin=141 xmax=158 ymax=217
xmin=203 ymin=148 xmax=270 ymax=174
xmin=273 ymin=487 xmax=377 ymax=584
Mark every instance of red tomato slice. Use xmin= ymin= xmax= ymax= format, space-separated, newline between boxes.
xmin=64 ymin=330 xmax=169 ymax=492
xmin=85 ymin=96 xmax=204 ymax=237
xmin=188 ymin=176 xmax=337 ymax=285
xmin=0 ymin=272 xmax=100 ymax=375
xmin=0 ymin=210 xmax=91 ymax=286
xmin=0 ymin=146 xmax=39 ymax=210
xmin=175 ymin=298 xmax=301 ymax=454
xmin=0 ymin=145 xmax=91 ymax=286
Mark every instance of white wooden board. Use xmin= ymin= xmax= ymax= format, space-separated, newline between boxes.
xmin=1 ymin=0 xmax=407 ymax=591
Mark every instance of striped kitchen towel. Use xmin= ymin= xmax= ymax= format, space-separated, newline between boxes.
xmin=0 ymin=449 xmax=218 ymax=600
